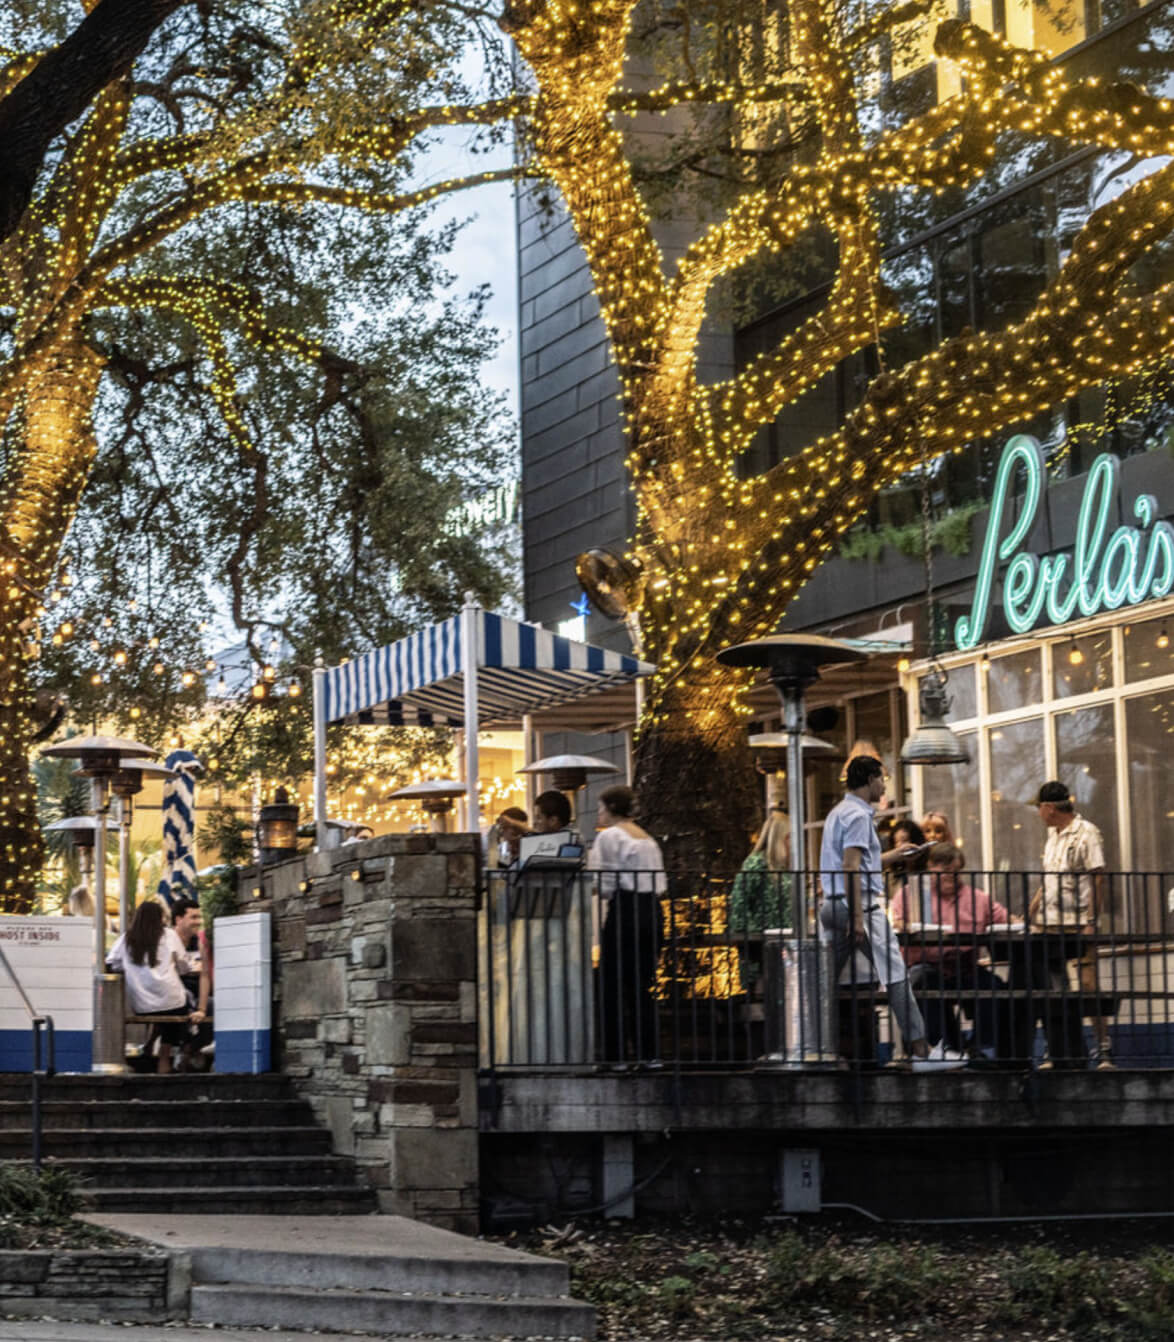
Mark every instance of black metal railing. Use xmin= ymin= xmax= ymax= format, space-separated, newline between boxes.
xmin=0 ymin=944 xmax=55 ymax=1167
xmin=478 ymin=867 xmax=1174 ymax=1073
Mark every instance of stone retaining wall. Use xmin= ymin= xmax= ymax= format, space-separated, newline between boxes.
xmin=0 ymin=1249 xmax=171 ymax=1321
xmin=240 ymin=833 xmax=480 ymax=1233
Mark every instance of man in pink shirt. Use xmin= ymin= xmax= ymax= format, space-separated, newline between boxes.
xmin=890 ymin=844 xmax=1013 ymax=1059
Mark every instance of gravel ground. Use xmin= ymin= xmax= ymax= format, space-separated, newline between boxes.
xmin=494 ymin=1214 xmax=1174 ymax=1342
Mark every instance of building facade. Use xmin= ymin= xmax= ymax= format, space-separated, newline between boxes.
xmin=516 ymin=0 xmax=1174 ymax=862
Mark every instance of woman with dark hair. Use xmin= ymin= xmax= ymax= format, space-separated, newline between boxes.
xmin=887 ymin=817 xmax=930 ymax=882
xmin=108 ymin=901 xmax=205 ymax=1074
xmin=587 ymin=785 xmax=666 ymax=1067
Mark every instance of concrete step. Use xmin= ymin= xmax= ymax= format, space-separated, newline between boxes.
xmin=58 ymin=1155 xmax=359 ymax=1189
xmin=90 ymin=1186 xmax=378 ymax=1215
xmin=0 ymin=1100 xmax=317 ymax=1129
xmin=189 ymin=1242 xmax=571 ymax=1298
xmin=189 ymin=1282 xmax=596 ymax=1338
xmin=0 ymin=1127 xmax=332 ymax=1158
xmin=0 ymin=1075 xmax=297 ymax=1103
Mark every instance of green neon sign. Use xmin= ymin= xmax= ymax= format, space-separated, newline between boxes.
xmin=955 ymin=435 xmax=1174 ymax=651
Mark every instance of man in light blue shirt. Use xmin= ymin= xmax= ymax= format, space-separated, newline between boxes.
xmin=819 ymin=755 xmax=964 ymax=1072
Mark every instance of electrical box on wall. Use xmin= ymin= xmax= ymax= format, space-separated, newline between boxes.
xmin=780 ymin=1148 xmax=822 ymax=1213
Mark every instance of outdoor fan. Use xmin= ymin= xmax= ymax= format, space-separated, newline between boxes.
xmin=575 ymin=548 xmax=643 ymax=621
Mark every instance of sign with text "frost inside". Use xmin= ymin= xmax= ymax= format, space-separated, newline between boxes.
xmin=955 ymin=435 xmax=1174 ymax=652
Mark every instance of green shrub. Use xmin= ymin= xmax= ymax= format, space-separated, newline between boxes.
xmin=1121 ymin=1249 xmax=1174 ymax=1340
xmin=992 ymin=1245 xmax=1119 ymax=1337
xmin=0 ymin=1163 xmax=85 ymax=1223
xmin=765 ymin=1233 xmax=953 ymax=1321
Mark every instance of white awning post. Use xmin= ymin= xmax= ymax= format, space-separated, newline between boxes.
xmin=312 ymin=655 xmax=329 ymax=850
xmin=461 ymin=593 xmax=480 ymax=833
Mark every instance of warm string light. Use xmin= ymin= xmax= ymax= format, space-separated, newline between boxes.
xmin=3 ymin=0 xmax=1173 ymax=900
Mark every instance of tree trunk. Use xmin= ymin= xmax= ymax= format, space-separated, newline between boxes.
xmin=0 ymin=342 xmax=103 ymax=909
xmin=633 ymin=676 xmax=761 ymax=876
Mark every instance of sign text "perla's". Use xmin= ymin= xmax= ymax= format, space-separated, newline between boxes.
xmin=955 ymin=435 xmax=1174 ymax=651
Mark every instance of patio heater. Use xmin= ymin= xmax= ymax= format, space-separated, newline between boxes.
xmin=108 ymin=757 xmax=174 ymax=934
xmin=748 ymin=731 xmax=840 ymax=813
xmin=388 ymin=779 xmax=467 ymax=833
xmin=517 ymin=753 xmax=619 ymax=827
xmin=43 ymin=815 xmax=116 ymax=906
xmin=716 ymin=637 xmax=867 ymax=869
xmin=40 ymin=735 xmax=156 ymax=1073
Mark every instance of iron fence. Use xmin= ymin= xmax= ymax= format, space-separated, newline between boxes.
xmin=478 ymin=866 xmax=1174 ymax=1072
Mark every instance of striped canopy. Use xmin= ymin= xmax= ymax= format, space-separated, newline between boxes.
xmin=323 ymin=609 xmax=654 ymax=728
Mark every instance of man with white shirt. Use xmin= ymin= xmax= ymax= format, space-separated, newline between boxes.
xmin=1025 ymin=780 xmax=1108 ymax=1068
xmin=819 ymin=756 xmax=964 ymax=1071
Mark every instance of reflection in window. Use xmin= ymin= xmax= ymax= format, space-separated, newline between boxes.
xmin=942 ymin=664 xmax=976 ymax=721
xmin=922 ymin=733 xmax=981 ymax=860
xmin=1054 ymin=703 xmax=1119 ymax=869
xmin=1126 ymin=689 xmax=1174 ymax=873
xmin=987 ymin=649 xmax=1042 ymax=714
xmin=1124 ymin=615 xmax=1174 ymax=683
xmin=1052 ymin=631 xmax=1113 ymax=698
xmin=989 ymin=718 xmax=1046 ymax=871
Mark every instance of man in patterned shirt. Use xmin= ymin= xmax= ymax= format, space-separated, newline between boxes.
xmin=1028 ymin=781 xmax=1111 ymax=1068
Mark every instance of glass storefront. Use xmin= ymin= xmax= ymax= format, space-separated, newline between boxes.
xmin=906 ymin=599 xmax=1174 ymax=882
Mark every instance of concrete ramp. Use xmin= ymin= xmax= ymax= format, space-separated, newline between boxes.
xmin=86 ymin=1213 xmax=595 ymax=1339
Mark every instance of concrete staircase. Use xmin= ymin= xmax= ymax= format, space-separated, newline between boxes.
xmin=90 ymin=1214 xmax=597 ymax=1339
xmin=0 ymin=1074 xmax=375 ymax=1215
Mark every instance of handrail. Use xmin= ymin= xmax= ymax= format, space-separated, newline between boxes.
xmin=0 ymin=944 xmax=56 ymax=1170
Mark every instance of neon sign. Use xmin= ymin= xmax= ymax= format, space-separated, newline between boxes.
xmin=955 ymin=435 xmax=1174 ymax=651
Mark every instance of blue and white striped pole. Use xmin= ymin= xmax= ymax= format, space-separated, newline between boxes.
xmin=158 ymin=750 xmax=203 ymax=907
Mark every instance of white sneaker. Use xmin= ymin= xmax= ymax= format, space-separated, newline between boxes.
xmin=912 ymin=1042 xmax=967 ymax=1072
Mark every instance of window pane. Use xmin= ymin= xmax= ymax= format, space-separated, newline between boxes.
xmin=1052 ymin=630 xmax=1114 ymax=699
xmin=989 ymin=718 xmax=1045 ymax=872
xmin=940 ymin=664 xmax=976 ymax=721
xmin=1126 ymin=690 xmax=1174 ymax=873
xmin=919 ymin=732 xmax=981 ymax=861
xmin=987 ymin=649 xmax=1043 ymax=714
xmin=1054 ymin=703 xmax=1120 ymax=869
xmin=1124 ymin=614 xmax=1174 ymax=684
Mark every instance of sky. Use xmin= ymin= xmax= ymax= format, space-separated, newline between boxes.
xmin=413 ymin=115 xmax=521 ymax=418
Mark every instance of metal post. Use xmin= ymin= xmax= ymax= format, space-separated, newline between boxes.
xmin=90 ymin=778 xmax=125 ymax=1073
xmin=779 ymin=682 xmax=806 ymax=871
xmin=312 ymin=656 xmax=330 ymax=849
xmin=91 ymin=777 xmax=107 ymax=978
xmin=521 ymin=714 xmax=536 ymax=818
xmin=117 ymin=794 xmax=132 ymax=934
xmin=461 ymin=593 xmax=480 ymax=833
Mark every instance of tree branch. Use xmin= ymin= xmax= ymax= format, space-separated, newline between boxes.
xmin=0 ymin=0 xmax=186 ymax=242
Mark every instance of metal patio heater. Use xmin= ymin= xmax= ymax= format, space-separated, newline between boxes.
xmin=716 ymin=637 xmax=867 ymax=868
xmin=517 ymin=754 xmax=619 ymax=827
xmin=748 ymin=731 xmax=840 ymax=813
xmin=109 ymin=757 xmax=174 ymax=933
xmin=388 ymin=779 xmax=467 ymax=833
xmin=41 ymin=735 xmax=156 ymax=1073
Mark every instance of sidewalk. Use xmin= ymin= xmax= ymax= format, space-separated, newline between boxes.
xmin=0 ymin=1324 xmax=526 ymax=1342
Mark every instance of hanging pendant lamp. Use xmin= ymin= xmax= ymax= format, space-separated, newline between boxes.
xmin=900 ymin=664 xmax=970 ymax=766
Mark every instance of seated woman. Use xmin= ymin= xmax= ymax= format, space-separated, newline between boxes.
xmin=108 ymin=900 xmax=208 ymax=1074
xmin=889 ymin=844 xmax=1013 ymax=1058
xmin=885 ymin=817 xmax=930 ymax=886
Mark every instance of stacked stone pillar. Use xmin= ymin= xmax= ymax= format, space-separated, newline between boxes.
xmin=240 ymin=833 xmax=480 ymax=1232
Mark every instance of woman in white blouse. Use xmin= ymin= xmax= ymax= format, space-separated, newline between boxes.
xmin=108 ymin=900 xmax=205 ymax=1074
xmin=587 ymin=785 xmax=666 ymax=1066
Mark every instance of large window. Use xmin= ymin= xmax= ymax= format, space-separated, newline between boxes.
xmin=907 ymin=600 xmax=1174 ymax=876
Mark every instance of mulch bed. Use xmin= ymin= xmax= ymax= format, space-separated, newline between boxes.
xmin=496 ymin=1215 xmax=1174 ymax=1341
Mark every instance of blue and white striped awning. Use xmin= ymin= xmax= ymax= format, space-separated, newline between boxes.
xmin=324 ymin=610 xmax=654 ymax=728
